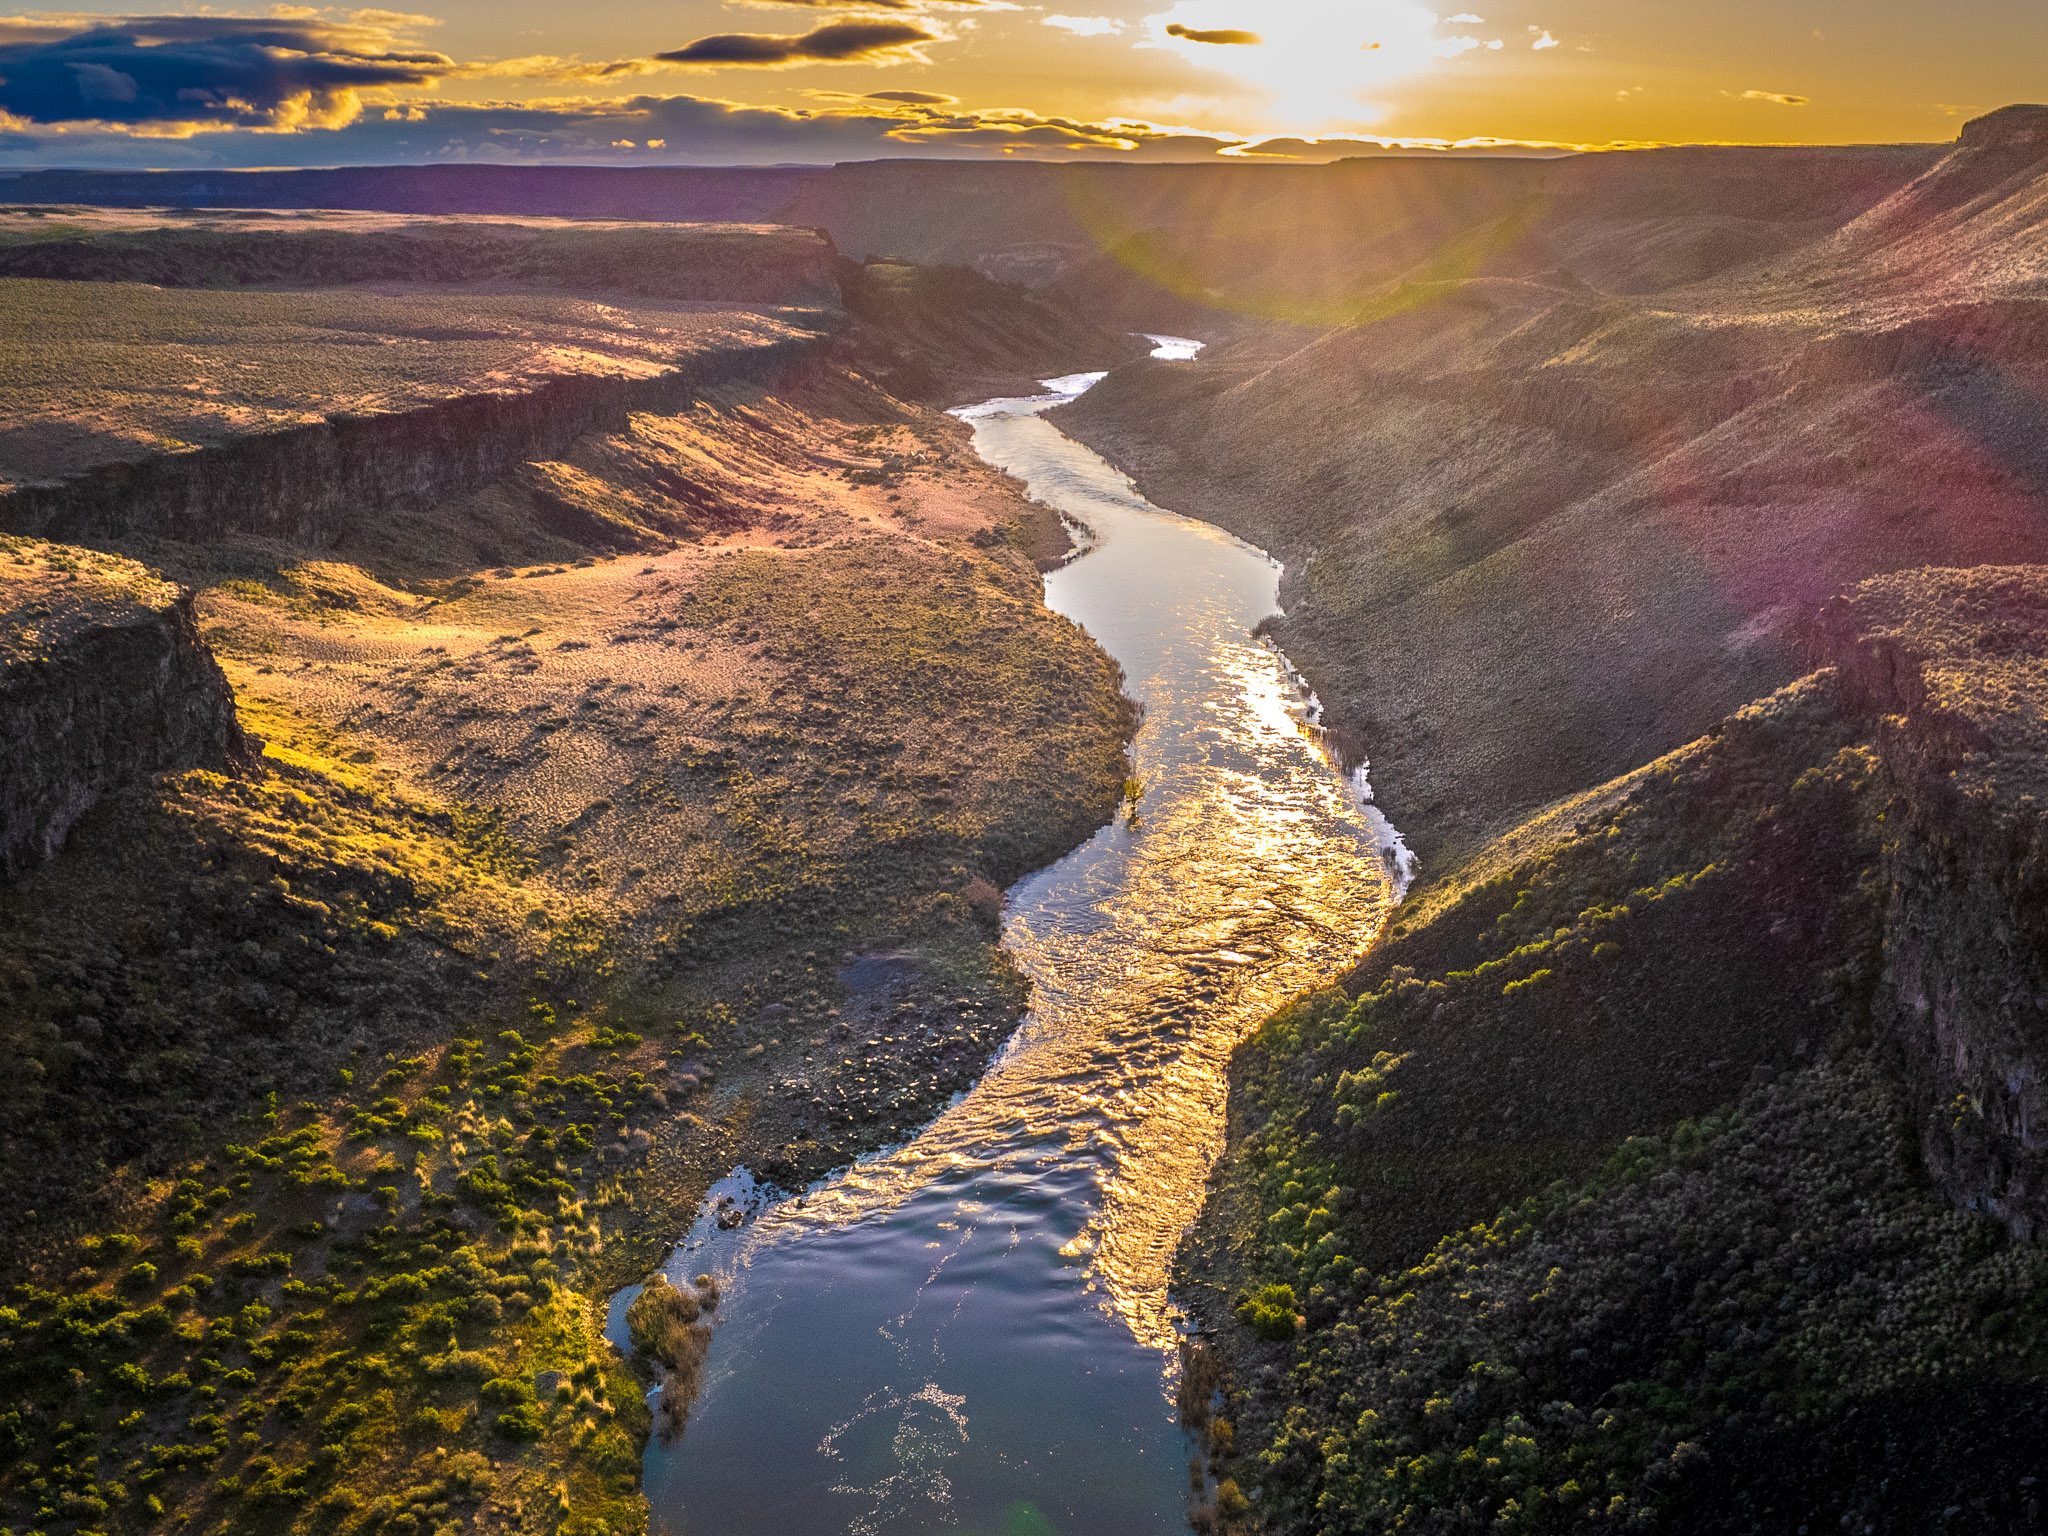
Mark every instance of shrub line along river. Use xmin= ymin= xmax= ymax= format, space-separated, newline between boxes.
xmin=620 ymin=341 xmax=1410 ymax=1535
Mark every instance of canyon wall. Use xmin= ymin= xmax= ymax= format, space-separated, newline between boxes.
xmin=1823 ymin=565 xmax=2048 ymax=1239
xmin=0 ymin=331 xmax=831 ymax=548
xmin=0 ymin=542 xmax=242 ymax=877
xmin=1054 ymin=109 xmax=2048 ymax=870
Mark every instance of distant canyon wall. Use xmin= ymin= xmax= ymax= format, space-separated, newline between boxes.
xmin=0 ymin=331 xmax=832 ymax=550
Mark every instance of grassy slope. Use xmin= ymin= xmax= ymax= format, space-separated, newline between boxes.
xmin=1186 ymin=605 xmax=2048 ymax=1531
xmin=0 ymin=274 xmax=1137 ymax=1536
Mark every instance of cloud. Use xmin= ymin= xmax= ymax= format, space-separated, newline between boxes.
xmin=1444 ymin=12 xmax=1483 ymax=22
xmin=864 ymin=88 xmax=956 ymax=103
xmin=656 ymin=18 xmax=938 ymax=66
xmin=1044 ymin=14 xmax=1124 ymax=35
xmin=0 ymin=12 xmax=451 ymax=129
xmin=0 ymin=90 xmax=1236 ymax=165
xmin=1740 ymin=88 xmax=1810 ymax=106
xmin=1223 ymin=133 xmax=1570 ymax=159
xmin=466 ymin=55 xmax=671 ymax=83
xmin=0 ymin=85 xmax=1627 ymax=169
xmin=1530 ymin=28 xmax=1558 ymax=49
xmin=1163 ymin=22 xmax=1259 ymax=44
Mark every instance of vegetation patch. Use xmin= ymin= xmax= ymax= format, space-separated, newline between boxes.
xmin=1189 ymin=664 xmax=2048 ymax=1530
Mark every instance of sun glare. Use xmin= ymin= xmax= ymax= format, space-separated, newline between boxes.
xmin=1143 ymin=0 xmax=1478 ymax=128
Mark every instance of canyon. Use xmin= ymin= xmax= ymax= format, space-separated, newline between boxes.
xmin=8 ymin=105 xmax=2048 ymax=1536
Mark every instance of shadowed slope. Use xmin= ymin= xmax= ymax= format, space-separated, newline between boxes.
xmin=1056 ymin=109 xmax=2048 ymax=869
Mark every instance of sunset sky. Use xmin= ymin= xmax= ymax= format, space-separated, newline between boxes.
xmin=2 ymin=0 xmax=2045 ymax=167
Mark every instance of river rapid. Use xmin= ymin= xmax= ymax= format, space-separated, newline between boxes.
xmin=631 ymin=341 xmax=1409 ymax=1536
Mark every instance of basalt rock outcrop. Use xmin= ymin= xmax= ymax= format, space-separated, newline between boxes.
xmin=0 ymin=538 xmax=243 ymax=877
xmin=1823 ymin=564 xmax=2048 ymax=1238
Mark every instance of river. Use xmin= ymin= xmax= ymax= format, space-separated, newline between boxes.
xmin=628 ymin=340 xmax=1408 ymax=1536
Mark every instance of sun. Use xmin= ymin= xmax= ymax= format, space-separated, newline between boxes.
xmin=1143 ymin=0 xmax=1478 ymax=128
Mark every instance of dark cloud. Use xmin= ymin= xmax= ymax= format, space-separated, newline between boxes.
xmin=1164 ymin=23 xmax=1261 ymax=44
xmin=0 ymin=83 xmax=1576 ymax=170
xmin=0 ymin=14 xmax=451 ymax=128
xmin=864 ymin=89 xmax=956 ymax=104
xmin=0 ymin=91 xmax=1264 ymax=167
xmin=656 ymin=20 xmax=937 ymax=67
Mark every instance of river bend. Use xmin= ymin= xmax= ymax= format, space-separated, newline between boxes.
xmin=633 ymin=343 xmax=1407 ymax=1536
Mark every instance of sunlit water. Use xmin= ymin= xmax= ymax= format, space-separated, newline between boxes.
xmin=631 ymin=341 xmax=1410 ymax=1536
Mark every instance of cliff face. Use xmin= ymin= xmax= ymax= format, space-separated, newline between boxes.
xmin=0 ymin=331 xmax=829 ymax=548
xmin=0 ymin=538 xmax=242 ymax=877
xmin=0 ymin=217 xmax=1146 ymax=548
xmin=1822 ymin=565 xmax=2048 ymax=1238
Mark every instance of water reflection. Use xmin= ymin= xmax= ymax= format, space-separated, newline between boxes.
xmin=638 ymin=343 xmax=1403 ymax=1536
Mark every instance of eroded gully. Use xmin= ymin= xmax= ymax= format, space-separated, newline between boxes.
xmin=623 ymin=340 xmax=1412 ymax=1536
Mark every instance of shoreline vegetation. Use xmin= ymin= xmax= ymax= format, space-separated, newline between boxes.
xmin=0 ymin=229 xmax=1142 ymax=1536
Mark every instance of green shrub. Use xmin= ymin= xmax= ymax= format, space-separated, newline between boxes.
xmin=493 ymin=1403 xmax=546 ymax=1441
xmin=1237 ymin=1284 xmax=1299 ymax=1341
xmin=321 ymin=1403 xmax=369 ymax=1437
xmin=87 ymin=1234 xmax=142 ymax=1265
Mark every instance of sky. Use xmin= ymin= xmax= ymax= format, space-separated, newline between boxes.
xmin=2 ymin=0 xmax=2046 ymax=168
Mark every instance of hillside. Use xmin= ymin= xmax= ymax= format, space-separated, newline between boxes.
xmin=1 ymin=214 xmax=1138 ymax=549
xmin=1186 ymin=565 xmax=2048 ymax=1534
xmin=1056 ymin=107 xmax=2048 ymax=870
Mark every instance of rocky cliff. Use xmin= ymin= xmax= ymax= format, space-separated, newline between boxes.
xmin=0 ymin=537 xmax=242 ymax=876
xmin=0 ymin=215 xmax=1143 ymax=548
xmin=1 ymin=328 xmax=830 ymax=548
xmin=1823 ymin=565 xmax=2048 ymax=1239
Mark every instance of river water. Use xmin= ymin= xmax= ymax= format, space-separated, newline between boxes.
xmin=632 ymin=341 xmax=1408 ymax=1536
